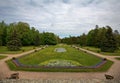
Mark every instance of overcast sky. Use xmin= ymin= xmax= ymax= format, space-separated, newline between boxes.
xmin=0 ymin=0 xmax=120 ymax=38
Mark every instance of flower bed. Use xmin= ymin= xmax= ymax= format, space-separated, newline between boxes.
xmin=12 ymin=58 xmax=107 ymax=69
xmin=39 ymin=59 xmax=81 ymax=67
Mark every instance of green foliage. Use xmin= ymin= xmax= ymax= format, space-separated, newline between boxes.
xmin=87 ymin=26 xmax=107 ymax=47
xmin=61 ymin=25 xmax=119 ymax=52
xmin=0 ymin=20 xmax=119 ymax=53
xmin=0 ymin=46 xmax=38 ymax=54
xmin=61 ymin=36 xmax=80 ymax=45
xmin=7 ymin=40 xmax=22 ymax=51
xmin=115 ymin=58 xmax=120 ymax=60
xmin=114 ymin=30 xmax=120 ymax=47
xmin=14 ymin=22 xmax=33 ymax=46
xmin=100 ymin=26 xmax=118 ymax=52
xmin=0 ymin=36 xmax=2 ymax=46
xmin=0 ymin=21 xmax=7 ymax=46
xmin=86 ymin=26 xmax=118 ymax=52
xmin=40 ymin=32 xmax=58 ymax=45
xmin=83 ymin=46 xmax=120 ymax=56
xmin=0 ymin=56 xmax=7 ymax=60
xmin=34 ymin=33 xmax=40 ymax=46
xmin=0 ymin=21 xmax=59 ymax=48
xmin=79 ymin=33 xmax=87 ymax=46
xmin=21 ymin=31 xmax=32 ymax=45
xmin=7 ymin=29 xmax=22 ymax=51
xmin=87 ymin=30 xmax=95 ymax=46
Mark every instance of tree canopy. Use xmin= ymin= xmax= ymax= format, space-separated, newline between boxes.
xmin=61 ymin=25 xmax=120 ymax=52
xmin=0 ymin=21 xmax=59 ymax=51
xmin=0 ymin=21 xmax=119 ymax=52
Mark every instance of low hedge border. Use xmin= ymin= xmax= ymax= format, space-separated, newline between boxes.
xmin=12 ymin=58 xmax=107 ymax=69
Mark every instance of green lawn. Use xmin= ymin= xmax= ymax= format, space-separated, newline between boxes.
xmin=6 ymin=44 xmax=113 ymax=72
xmin=82 ymin=46 xmax=120 ymax=56
xmin=0 ymin=56 xmax=7 ymax=60
xmin=18 ymin=45 xmax=101 ymax=66
xmin=0 ymin=46 xmax=39 ymax=54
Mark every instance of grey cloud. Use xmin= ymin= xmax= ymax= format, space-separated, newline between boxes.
xmin=0 ymin=0 xmax=120 ymax=37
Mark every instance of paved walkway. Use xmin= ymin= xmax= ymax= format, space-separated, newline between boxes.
xmin=0 ymin=46 xmax=120 ymax=80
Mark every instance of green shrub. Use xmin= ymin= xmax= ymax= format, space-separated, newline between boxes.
xmin=34 ymin=50 xmax=37 ymax=52
xmin=97 ymin=50 xmax=100 ymax=53
xmin=7 ymin=40 xmax=21 ymax=51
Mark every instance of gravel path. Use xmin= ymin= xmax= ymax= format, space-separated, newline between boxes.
xmin=2 ymin=79 xmax=120 ymax=83
xmin=0 ymin=46 xmax=120 ymax=81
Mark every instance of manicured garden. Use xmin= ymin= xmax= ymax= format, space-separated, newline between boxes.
xmin=16 ymin=45 xmax=102 ymax=66
xmin=6 ymin=44 xmax=113 ymax=72
xmin=0 ymin=46 xmax=39 ymax=54
xmin=82 ymin=46 xmax=120 ymax=56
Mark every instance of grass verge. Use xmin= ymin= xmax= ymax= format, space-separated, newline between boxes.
xmin=82 ymin=46 xmax=120 ymax=56
xmin=0 ymin=56 xmax=7 ymax=60
xmin=115 ymin=58 xmax=120 ymax=60
xmin=0 ymin=46 xmax=39 ymax=54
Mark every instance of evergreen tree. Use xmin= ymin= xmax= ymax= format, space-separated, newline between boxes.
xmin=7 ymin=29 xmax=22 ymax=51
xmin=34 ymin=33 xmax=40 ymax=46
xmin=113 ymin=30 xmax=120 ymax=46
xmin=100 ymin=26 xmax=118 ymax=52
xmin=0 ymin=36 xmax=2 ymax=46
xmin=87 ymin=30 xmax=94 ymax=46
xmin=79 ymin=33 xmax=87 ymax=46
xmin=0 ymin=21 xmax=7 ymax=46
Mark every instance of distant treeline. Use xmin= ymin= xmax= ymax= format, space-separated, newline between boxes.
xmin=0 ymin=21 xmax=60 ymax=51
xmin=0 ymin=21 xmax=119 ymax=52
xmin=61 ymin=25 xmax=120 ymax=52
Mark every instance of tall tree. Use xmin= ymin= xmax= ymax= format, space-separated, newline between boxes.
xmin=79 ymin=33 xmax=87 ymax=46
xmin=33 ymin=30 xmax=41 ymax=46
xmin=0 ymin=21 xmax=7 ymax=46
xmin=114 ymin=30 xmax=120 ymax=46
xmin=7 ymin=29 xmax=22 ymax=51
xmin=100 ymin=26 xmax=118 ymax=52
xmin=40 ymin=32 xmax=58 ymax=45
xmin=87 ymin=30 xmax=95 ymax=46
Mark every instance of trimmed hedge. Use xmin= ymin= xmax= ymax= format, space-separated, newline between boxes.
xmin=12 ymin=58 xmax=107 ymax=69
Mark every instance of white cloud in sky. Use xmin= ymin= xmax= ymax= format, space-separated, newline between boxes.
xmin=0 ymin=0 xmax=120 ymax=38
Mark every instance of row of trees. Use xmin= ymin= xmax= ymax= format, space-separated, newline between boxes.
xmin=1 ymin=21 xmax=119 ymax=52
xmin=61 ymin=25 xmax=120 ymax=52
xmin=0 ymin=21 xmax=59 ymax=51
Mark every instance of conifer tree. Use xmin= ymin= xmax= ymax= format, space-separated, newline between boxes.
xmin=7 ymin=29 xmax=22 ymax=51
xmin=100 ymin=26 xmax=118 ymax=52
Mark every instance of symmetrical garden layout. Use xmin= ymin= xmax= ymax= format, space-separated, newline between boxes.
xmin=7 ymin=44 xmax=113 ymax=72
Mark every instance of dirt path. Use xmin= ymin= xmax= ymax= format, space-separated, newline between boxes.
xmin=0 ymin=46 xmax=120 ymax=80
xmin=0 ymin=47 xmax=43 ymax=79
